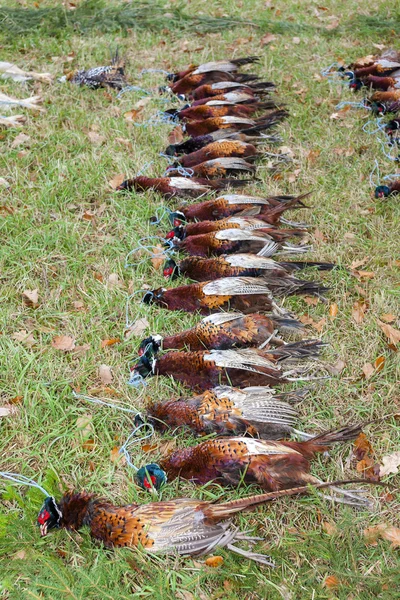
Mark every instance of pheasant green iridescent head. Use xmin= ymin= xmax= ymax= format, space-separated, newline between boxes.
xmin=37 ymin=496 xmax=62 ymax=537
xmin=374 ymin=185 xmax=391 ymax=199
xmin=136 ymin=464 xmax=167 ymax=491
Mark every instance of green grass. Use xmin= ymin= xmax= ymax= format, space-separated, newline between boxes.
xmin=1 ymin=0 xmax=400 ymax=598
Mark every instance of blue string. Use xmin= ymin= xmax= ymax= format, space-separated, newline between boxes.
xmin=150 ymin=206 xmax=172 ymax=226
xmin=117 ymin=85 xmax=151 ymax=99
xmin=139 ymin=68 xmax=170 ymax=77
xmin=383 ymin=173 xmax=400 ymax=181
xmin=0 ymin=472 xmax=50 ymax=497
xmin=335 ymin=100 xmax=371 ymax=111
xmin=369 ymin=159 xmax=380 ymax=188
xmin=124 ymin=236 xmax=171 ymax=269
xmin=136 ymin=161 xmax=154 ymax=177
xmin=159 ymin=151 xmax=175 ymax=165
xmin=127 ymin=371 xmax=147 ymax=388
xmin=72 ymin=391 xmax=139 ymax=415
xmin=118 ymin=423 xmax=155 ymax=472
xmin=164 ymin=165 xmax=194 ymax=177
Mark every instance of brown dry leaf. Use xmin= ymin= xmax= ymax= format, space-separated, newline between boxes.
xmin=278 ymin=145 xmax=294 ymax=159
xmin=374 ymin=355 xmax=385 ymax=373
xmin=350 ymin=257 xmax=369 ymax=270
xmin=0 ymin=406 xmax=16 ymax=417
xmin=292 ymin=37 xmax=301 ymax=44
xmin=12 ymin=330 xmax=36 ymax=348
xmin=314 ymin=228 xmax=326 ymax=242
xmin=354 ymin=432 xmax=373 ymax=461
xmin=151 ymin=245 xmax=165 ymax=269
xmin=88 ymin=131 xmax=105 ymax=145
xmin=364 ymin=524 xmax=400 ymax=548
xmin=125 ymin=317 xmax=149 ymax=339
xmin=72 ymin=300 xmax=85 ymax=310
xmin=352 ymin=300 xmax=368 ymax=324
xmin=124 ymin=108 xmax=144 ymax=122
xmin=299 ymin=315 xmax=326 ymax=332
xmin=0 ymin=177 xmax=10 ymax=188
xmin=168 ymin=126 xmax=184 ymax=144
xmin=11 ymin=133 xmax=30 ymax=148
xmin=110 ymin=446 xmax=124 ymax=463
xmin=22 ymin=289 xmax=39 ymax=308
xmin=330 ymin=106 xmax=351 ymax=120
xmin=142 ymin=443 xmax=158 ymax=453
xmin=379 ymin=451 xmax=400 ymax=476
xmin=115 ymin=137 xmax=133 ymax=149
xmin=303 ymin=296 xmax=319 ymax=306
xmin=380 ymin=314 xmax=396 ymax=324
xmin=261 ymin=33 xmax=277 ymax=45
xmin=362 ymin=363 xmax=375 ymax=380
xmin=76 ymin=414 xmax=93 ymax=438
xmin=377 ymin=320 xmax=400 ymax=346
xmin=9 ymin=395 xmax=23 ymax=405
xmin=93 ymin=272 xmax=104 ymax=282
xmin=325 ymin=17 xmax=340 ymax=30
xmin=99 ymin=364 xmax=113 ymax=384
xmin=12 ymin=550 xmax=26 ymax=560
xmin=82 ymin=210 xmax=96 ymax=221
xmin=322 ymin=521 xmax=337 ymax=536
xmin=305 ymin=149 xmax=320 ymax=163
xmin=353 ymin=270 xmax=375 ymax=280
xmin=205 ymin=556 xmax=224 ymax=568
xmin=72 ymin=343 xmax=91 ymax=357
xmin=323 ymin=575 xmax=340 ymax=589
xmin=101 ymin=338 xmax=121 ymax=348
xmin=108 ymin=173 xmax=125 ymax=189
xmin=327 ymin=359 xmax=346 ymax=376
xmin=329 ymin=303 xmax=338 ymax=319
xmin=51 ymin=335 xmax=75 ymax=351
xmin=82 ymin=438 xmax=96 ymax=451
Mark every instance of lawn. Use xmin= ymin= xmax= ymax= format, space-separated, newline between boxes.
xmin=0 ymin=0 xmax=399 ymax=598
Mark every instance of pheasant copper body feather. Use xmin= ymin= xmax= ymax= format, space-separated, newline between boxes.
xmin=139 ymin=385 xmax=305 ymax=438
xmin=141 ymin=276 xmax=284 ymax=315
xmin=190 ymin=80 xmax=275 ymax=100
xmin=38 ymin=482 xmax=374 ymax=564
xmin=138 ymin=312 xmax=303 ymax=356
xmin=116 ymin=176 xmax=249 ymax=199
xmin=168 ymin=57 xmax=260 ymax=83
xmin=175 ymin=140 xmax=259 ymax=168
xmin=166 ymin=219 xmax=305 ymax=240
xmin=171 ymin=71 xmax=260 ymax=95
xmin=184 ymin=110 xmax=287 ymax=137
xmin=175 ymin=101 xmax=273 ymax=121
xmin=131 ymin=342 xmax=324 ymax=391
xmin=163 ymin=255 xmax=335 ymax=283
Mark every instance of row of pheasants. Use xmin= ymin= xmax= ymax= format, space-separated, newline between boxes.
xmin=338 ymin=48 xmax=400 ymax=197
xmin=37 ymin=55 xmax=381 ymax=565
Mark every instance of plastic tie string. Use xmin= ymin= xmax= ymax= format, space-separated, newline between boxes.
xmin=335 ymin=100 xmax=371 ymax=111
xmin=150 ymin=206 xmax=172 ymax=226
xmin=118 ymin=422 xmax=155 ymax=472
xmin=124 ymin=235 xmax=173 ymax=269
xmin=72 ymin=391 xmax=141 ymax=415
xmin=164 ymin=165 xmax=194 ymax=177
xmin=117 ymin=85 xmax=151 ymax=99
xmin=369 ymin=159 xmax=380 ymax=188
xmin=0 ymin=472 xmax=51 ymax=497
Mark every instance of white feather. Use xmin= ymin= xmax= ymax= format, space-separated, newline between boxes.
xmin=220 ymin=116 xmax=256 ymax=125
xmin=169 ymin=178 xmax=209 ymax=190
xmin=201 ymin=313 xmax=245 ymax=325
xmin=202 ymin=277 xmax=273 ymax=296
xmin=203 ymin=348 xmax=277 ymax=371
xmin=216 ymin=194 xmax=270 ymax=205
xmin=224 ymin=253 xmax=280 ymax=269
xmin=230 ymin=438 xmax=300 ymax=455
xmin=214 ymin=229 xmax=273 ymax=241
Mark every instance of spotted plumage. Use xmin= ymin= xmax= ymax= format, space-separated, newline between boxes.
xmin=175 ymin=140 xmax=259 ymax=168
xmin=67 ymin=53 xmax=126 ymax=89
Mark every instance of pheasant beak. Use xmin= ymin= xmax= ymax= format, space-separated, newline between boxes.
xmin=39 ymin=522 xmax=48 ymax=537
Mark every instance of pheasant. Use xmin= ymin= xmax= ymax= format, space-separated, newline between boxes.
xmin=165 ymin=157 xmax=257 ymax=179
xmin=167 ymin=56 xmax=260 ymax=83
xmin=190 ymin=80 xmax=275 ymax=100
xmin=191 ymin=91 xmax=262 ymax=106
xmin=374 ymin=179 xmax=400 ymax=198
xmin=165 ymin=122 xmax=281 ymax=156
xmin=371 ymin=89 xmax=400 ymax=103
xmin=162 ymin=255 xmax=336 ymax=282
xmin=137 ymin=425 xmax=374 ymax=508
xmin=368 ymin=99 xmax=400 ymax=115
xmin=116 ymin=176 xmax=249 ymax=199
xmin=164 ymin=219 xmax=306 ymax=240
xmin=135 ymin=385 xmax=307 ymax=438
xmin=138 ymin=312 xmax=304 ymax=356
xmin=131 ymin=342 xmax=325 ymax=391
xmin=183 ymin=110 xmax=287 ymax=137
xmin=63 ymin=51 xmax=127 ymax=90
xmin=170 ymin=71 xmax=261 ymax=96
xmin=168 ymin=229 xmax=308 ymax=258
xmin=166 ymin=100 xmax=276 ymax=122
xmin=37 ymin=481 xmax=370 ymax=565
xmin=141 ymin=276 xmax=284 ymax=315
xmin=173 ymin=140 xmax=260 ymax=168
xmin=172 ymin=193 xmax=309 ymax=224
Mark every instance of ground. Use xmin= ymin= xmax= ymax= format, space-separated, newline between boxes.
xmin=0 ymin=0 xmax=399 ymax=598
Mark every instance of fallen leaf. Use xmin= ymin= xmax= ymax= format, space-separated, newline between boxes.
xmin=124 ymin=108 xmax=144 ymax=122
xmin=82 ymin=438 xmax=96 ymax=451
xmin=93 ymin=272 xmax=104 ymax=282
xmin=72 ymin=300 xmax=85 ymax=310
xmin=101 ymin=338 xmax=121 ymax=348
xmin=72 ymin=343 xmax=91 ymax=356
xmin=88 ymin=131 xmax=105 ymax=145
xmin=352 ymin=300 xmax=368 ymax=324
xmin=76 ymin=414 xmax=93 ymax=438
xmin=151 ymin=245 xmax=165 ymax=269
xmin=364 ymin=524 xmax=400 ymax=548
xmin=314 ymin=228 xmax=327 ymax=242
xmin=168 ymin=125 xmax=184 ymax=144
xmin=325 ymin=18 xmax=339 ymax=30
xmin=354 ymin=433 xmax=373 ymax=461
xmin=374 ymin=355 xmax=385 ymax=372
xmin=108 ymin=173 xmax=125 ymax=189
xmin=9 ymin=395 xmax=23 ymax=404
xmin=322 ymin=522 xmax=337 ymax=536
xmin=329 ymin=303 xmax=338 ymax=319
xmin=327 ymin=359 xmax=346 ymax=376
xmin=12 ymin=550 xmax=26 ymax=560
xmin=353 ymin=270 xmax=375 ymax=280
xmin=292 ymin=37 xmax=301 ymax=44
xmin=125 ymin=317 xmax=149 ymax=339
xmin=350 ymin=257 xmax=369 ymax=270
xmin=278 ymin=145 xmax=294 ymax=158
xmin=303 ymin=296 xmax=319 ymax=306
xmin=379 ymin=451 xmax=400 ymax=477
xmin=22 ymin=289 xmax=39 ymax=308
xmin=0 ymin=406 xmax=15 ymax=417
xmin=372 ymin=43 xmax=386 ymax=50
xmin=11 ymin=133 xmax=30 ymax=148
xmin=305 ymin=149 xmax=320 ymax=163
xmin=12 ymin=330 xmax=35 ymax=348
xmin=362 ymin=362 xmax=374 ymax=380
xmin=142 ymin=443 xmax=158 ymax=453
xmin=377 ymin=320 xmax=400 ymax=346
xmin=323 ymin=575 xmax=340 ymax=589
xmin=205 ymin=556 xmax=224 ymax=568
xmin=82 ymin=210 xmax=96 ymax=221
xmin=299 ymin=315 xmax=326 ymax=332
xmin=110 ymin=446 xmax=124 ymax=463
xmin=380 ymin=314 xmax=396 ymax=324
xmin=330 ymin=106 xmax=351 ymax=120
xmin=51 ymin=335 xmax=75 ymax=351
xmin=261 ymin=33 xmax=277 ymax=45
xmin=99 ymin=364 xmax=113 ymax=384
xmin=115 ymin=137 xmax=133 ymax=149
xmin=108 ymin=273 xmax=121 ymax=287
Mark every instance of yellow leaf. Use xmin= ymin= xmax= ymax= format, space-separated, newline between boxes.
xmin=101 ymin=338 xmax=121 ymax=348
xmin=51 ymin=335 xmax=75 ymax=351
xmin=377 ymin=320 xmax=400 ymax=346
xmin=329 ymin=303 xmax=338 ymax=318
xmin=151 ymin=245 xmax=165 ymax=269
xmin=108 ymin=174 xmax=125 ymax=189
xmin=323 ymin=575 xmax=340 ymax=589
xmin=205 ymin=556 xmax=224 ymax=567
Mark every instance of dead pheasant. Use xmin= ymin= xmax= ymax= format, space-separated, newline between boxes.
xmin=37 ymin=480 xmax=373 ymax=565
xmin=183 ymin=110 xmax=287 ymax=137
xmin=138 ymin=312 xmax=303 ymax=355
xmin=167 ymin=100 xmax=276 ymax=122
xmin=117 ymin=176 xmax=249 ymax=199
xmin=135 ymin=385 xmax=306 ymax=438
xmin=167 ymin=57 xmax=260 ymax=83
xmin=374 ymin=179 xmax=400 ymax=198
xmin=173 ymin=140 xmax=260 ymax=167
xmin=165 ymin=218 xmax=305 ymax=240
xmin=170 ymin=71 xmax=261 ymax=96
xmin=63 ymin=51 xmax=127 ymax=89
xmin=131 ymin=342 xmax=325 ymax=391
xmin=191 ymin=91 xmax=262 ymax=106
xmin=166 ymin=157 xmax=257 ymax=178
xmin=162 ymin=255 xmax=335 ymax=282
xmin=190 ymin=80 xmax=275 ymax=100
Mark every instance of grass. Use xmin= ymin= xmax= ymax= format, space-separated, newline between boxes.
xmin=0 ymin=0 xmax=400 ymax=598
